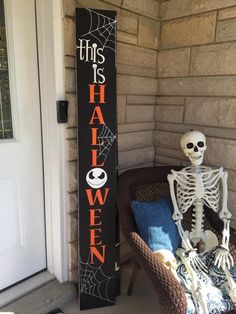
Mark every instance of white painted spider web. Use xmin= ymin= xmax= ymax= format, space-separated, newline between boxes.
xmin=97 ymin=124 xmax=116 ymax=163
xmin=80 ymin=258 xmax=114 ymax=303
xmin=82 ymin=9 xmax=116 ymax=52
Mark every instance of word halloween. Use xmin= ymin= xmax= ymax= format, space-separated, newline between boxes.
xmin=86 ymin=84 xmax=108 ymax=264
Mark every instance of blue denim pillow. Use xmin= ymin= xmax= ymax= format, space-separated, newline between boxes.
xmin=131 ymin=196 xmax=181 ymax=253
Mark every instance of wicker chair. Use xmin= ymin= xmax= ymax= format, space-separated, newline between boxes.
xmin=117 ymin=166 xmax=236 ymax=314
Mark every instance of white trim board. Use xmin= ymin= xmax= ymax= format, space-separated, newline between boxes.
xmin=36 ymin=0 xmax=68 ymax=282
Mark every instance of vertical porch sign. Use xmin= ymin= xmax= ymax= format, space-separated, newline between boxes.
xmin=76 ymin=8 xmax=117 ymax=310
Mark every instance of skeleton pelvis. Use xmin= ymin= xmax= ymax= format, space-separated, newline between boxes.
xmin=183 ymin=230 xmax=218 ymax=254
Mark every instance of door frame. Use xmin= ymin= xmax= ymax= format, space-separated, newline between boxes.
xmin=36 ymin=0 xmax=68 ymax=282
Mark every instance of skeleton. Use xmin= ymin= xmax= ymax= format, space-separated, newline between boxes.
xmin=167 ymin=130 xmax=236 ymax=313
xmin=154 ymin=249 xmax=179 ymax=281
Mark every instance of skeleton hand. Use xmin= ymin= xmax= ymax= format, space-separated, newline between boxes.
xmin=177 ymin=248 xmax=207 ymax=273
xmin=214 ymin=246 xmax=234 ymax=270
xmin=187 ymin=249 xmax=208 ymax=273
xmin=225 ymin=267 xmax=236 ymax=304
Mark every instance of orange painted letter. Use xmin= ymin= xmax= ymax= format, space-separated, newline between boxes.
xmin=90 ymin=228 xmax=102 ymax=246
xmin=89 ymin=209 xmax=102 ymax=226
xmin=89 ymin=106 xmax=105 ymax=125
xmin=91 ymin=128 xmax=99 ymax=145
xmin=89 ymin=84 xmax=106 ymax=103
xmin=91 ymin=149 xmax=104 ymax=167
xmin=86 ymin=188 xmax=109 ymax=206
xmin=90 ymin=245 xmax=106 ymax=264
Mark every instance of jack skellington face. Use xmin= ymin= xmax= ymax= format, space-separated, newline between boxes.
xmin=180 ymin=130 xmax=207 ymax=166
xmin=86 ymin=168 xmax=107 ymax=189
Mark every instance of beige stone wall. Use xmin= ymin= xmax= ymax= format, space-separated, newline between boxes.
xmin=156 ymin=0 xmax=236 ymax=227
xmin=63 ymin=0 xmax=160 ymax=281
xmin=64 ymin=0 xmax=236 ymax=284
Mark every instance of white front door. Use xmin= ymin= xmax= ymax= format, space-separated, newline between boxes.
xmin=0 ymin=0 xmax=46 ymax=290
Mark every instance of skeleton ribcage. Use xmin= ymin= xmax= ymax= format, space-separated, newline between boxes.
xmin=175 ymin=166 xmax=221 ymax=213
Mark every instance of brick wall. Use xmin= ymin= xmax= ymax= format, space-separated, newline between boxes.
xmin=155 ymin=0 xmax=236 ymax=227
xmin=63 ymin=0 xmax=160 ymax=281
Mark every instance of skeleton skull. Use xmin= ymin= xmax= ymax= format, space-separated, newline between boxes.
xmin=86 ymin=168 xmax=107 ymax=189
xmin=180 ymin=131 xmax=207 ymax=166
xmin=154 ymin=249 xmax=178 ymax=275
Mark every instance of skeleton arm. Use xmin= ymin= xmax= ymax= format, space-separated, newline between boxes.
xmin=168 ymin=172 xmax=194 ymax=251
xmin=214 ymin=169 xmax=234 ymax=269
xmin=168 ymin=172 xmax=183 ymax=221
xmin=168 ymin=171 xmax=207 ymax=272
xmin=219 ymin=170 xmax=231 ymax=249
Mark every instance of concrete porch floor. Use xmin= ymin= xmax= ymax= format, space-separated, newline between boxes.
xmin=1 ymin=261 xmax=160 ymax=314
xmin=61 ymin=262 xmax=160 ymax=314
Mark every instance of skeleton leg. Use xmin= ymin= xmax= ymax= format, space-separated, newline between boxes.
xmin=177 ymin=249 xmax=208 ymax=314
xmin=200 ymin=230 xmax=218 ymax=255
xmin=224 ymin=266 xmax=236 ymax=305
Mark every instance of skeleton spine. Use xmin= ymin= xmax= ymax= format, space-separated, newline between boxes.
xmin=191 ymin=200 xmax=204 ymax=240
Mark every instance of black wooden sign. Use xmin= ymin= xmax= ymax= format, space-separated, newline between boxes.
xmin=76 ymin=8 xmax=118 ymax=310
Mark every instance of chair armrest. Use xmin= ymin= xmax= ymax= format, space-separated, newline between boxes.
xmin=229 ymin=227 xmax=236 ymax=265
xmin=127 ymin=231 xmax=187 ymax=314
xmin=230 ymin=227 xmax=236 ymax=246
